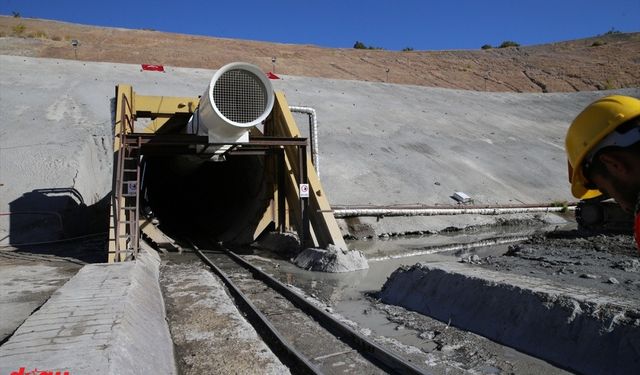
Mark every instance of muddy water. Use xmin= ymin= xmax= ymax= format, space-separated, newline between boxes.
xmin=249 ymin=225 xmax=572 ymax=374
xmin=282 ymin=224 xmax=563 ymax=304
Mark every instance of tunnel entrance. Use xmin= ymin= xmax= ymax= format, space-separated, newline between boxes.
xmin=142 ymin=154 xmax=269 ymax=244
xmin=110 ymin=131 xmax=314 ymax=262
xmin=110 ymin=78 xmax=346 ymax=262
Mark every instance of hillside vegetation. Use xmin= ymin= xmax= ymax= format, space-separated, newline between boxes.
xmin=1 ymin=16 xmax=639 ymax=92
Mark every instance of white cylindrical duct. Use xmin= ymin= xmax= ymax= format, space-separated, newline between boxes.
xmin=188 ymin=62 xmax=275 ymax=154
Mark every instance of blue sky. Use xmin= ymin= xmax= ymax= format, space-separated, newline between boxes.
xmin=1 ymin=0 xmax=638 ymax=50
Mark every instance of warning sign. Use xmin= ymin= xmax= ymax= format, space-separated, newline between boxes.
xmin=127 ymin=181 xmax=137 ymax=195
xmin=299 ymin=183 xmax=309 ymax=198
xmin=141 ymin=64 xmax=165 ymax=72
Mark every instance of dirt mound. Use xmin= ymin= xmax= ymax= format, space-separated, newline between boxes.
xmin=1 ymin=16 xmax=639 ymax=92
xmin=379 ymin=255 xmax=640 ymax=375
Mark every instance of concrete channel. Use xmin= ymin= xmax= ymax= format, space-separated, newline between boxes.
xmin=1 ymin=54 xmax=639 ymax=374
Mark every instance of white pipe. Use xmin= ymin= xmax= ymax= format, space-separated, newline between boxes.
xmin=289 ymin=106 xmax=319 ymax=177
xmin=333 ymin=206 xmax=575 ymax=218
xmin=367 ymin=235 xmax=530 ymax=262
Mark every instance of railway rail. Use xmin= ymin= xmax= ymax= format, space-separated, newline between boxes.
xmin=188 ymin=241 xmax=429 ymax=375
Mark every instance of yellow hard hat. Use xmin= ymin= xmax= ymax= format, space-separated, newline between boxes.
xmin=565 ymin=95 xmax=640 ymax=199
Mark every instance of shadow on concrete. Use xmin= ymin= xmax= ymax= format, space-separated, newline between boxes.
xmin=5 ymin=188 xmax=110 ymax=263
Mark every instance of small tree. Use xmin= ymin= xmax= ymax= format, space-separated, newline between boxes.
xmin=354 ymin=41 xmax=384 ymax=50
xmin=498 ymin=40 xmax=520 ymax=48
xmin=12 ymin=11 xmax=21 ymax=18
xmin=353 ymin=41 xmax=366 ymax=49
xmin=604 ymin=27 xmax=621 ymax=35
xmin=402 ymin=47 xmax=414 ymax=52
xmin=481 ymin=44 xmax=493 ymax=50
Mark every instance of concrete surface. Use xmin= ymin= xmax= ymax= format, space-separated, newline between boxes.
xmin=0 ymin=251 xmax=82 ymax=343
xmin=160 ymin=259 xmax=290 ymax=375
xmin=338 ymin=211 xmax=569 ymax=239
xmin=0 ymin=247 xmax=176 ymax=375
xmin=378 ymin=258 xmax=640 ymax=375
xmin=2 ymin=54 xmax=639 ymax=243
xmin=275 ymin=77 xmax=640 ymax=207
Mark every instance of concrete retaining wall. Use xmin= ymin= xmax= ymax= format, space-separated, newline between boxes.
xmin=2 ymin=55 xmax=639 ymax=241
xmin=338 ymin=212 xmax=568 ymax=238
xmin=0 ymin=248 xmax=176 ymax=375
xmin=378 ymin=262 xmax=640 ymax=375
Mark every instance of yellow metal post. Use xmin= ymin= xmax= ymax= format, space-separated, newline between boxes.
xmin=109 ymin=89 xmax=199 ymax=262
xmin=136 ymin=95 xmax=198 ymax=133
xmin=108 ymin=84 xmax=134 ymax=262
xmin=270 ymin=91 xmax=348 ymax=250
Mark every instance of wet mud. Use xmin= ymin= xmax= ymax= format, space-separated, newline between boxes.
xmin=475 ymin=232 xmax=640 ymax=297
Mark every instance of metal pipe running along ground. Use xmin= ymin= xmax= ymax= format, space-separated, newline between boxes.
xmin=332 ymin=204 xmax=576 ymax=218
xmin=289 ymin=106 xmax=320 ymax=177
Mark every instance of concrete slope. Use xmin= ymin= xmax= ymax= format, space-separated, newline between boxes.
xmin=0 ymin=248 xmax=176 ymax=375
xmin=274 ymin=77 xmax=639 ymax=206
xmin=1 ymin=55 xmax=638 ymax=241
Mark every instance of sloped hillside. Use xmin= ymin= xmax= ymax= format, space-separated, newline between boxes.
xmin=1 ymin=16 xmax=638 ymax=92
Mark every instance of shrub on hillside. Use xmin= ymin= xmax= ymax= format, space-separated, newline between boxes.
xmin=353 ymin=41 xmax=384 ymax=50
xmin=12 ymin=24 xmax=26 ymax=35
xmin=481 ymin=44 xmax=492 ymax=50
xmin=591 ymin=40 xmax=606 ymax=47
xmin=603 ymin=28 xmax=621 ymax=35
xmin=498 ymin=40 xmax=520 ymax=48
xmin=604 ymin=79 xmax=616 ymax=90
xmin=402 ymin=47 xmax=414 ymax=52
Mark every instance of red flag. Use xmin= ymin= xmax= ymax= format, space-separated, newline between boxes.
xmin=141 ymin=64 xmax=165 ymax=72
xmin=266 ymin=71 xmax=280 ymax=80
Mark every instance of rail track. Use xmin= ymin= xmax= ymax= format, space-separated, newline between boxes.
xmin=187 ymin=241 xmax=429 ymax=375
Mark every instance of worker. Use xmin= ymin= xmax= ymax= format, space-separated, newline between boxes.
xmin=565 ymin=95 xmax=640 ymax=251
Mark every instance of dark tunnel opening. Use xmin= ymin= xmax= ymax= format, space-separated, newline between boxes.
xmin=141 ymin=154 xmax=270 ymax=244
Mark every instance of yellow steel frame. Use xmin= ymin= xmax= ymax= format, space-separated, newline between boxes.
xmin=108 ymin=84 xmax=133 ymax=262
xmin=109 ymin=85 xmax=198 ymax=262
xmin=266 ymin=92 xmax=347 ymax=250
xmin=108 ymin=84 xmax=346 ymax=262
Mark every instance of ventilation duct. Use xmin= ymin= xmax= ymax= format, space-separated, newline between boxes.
xmin=187 ymin=62 xmax=275 ymax=155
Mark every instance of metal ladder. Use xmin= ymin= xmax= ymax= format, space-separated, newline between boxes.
xmin=112 ymin=134 xmax=141 ymax=260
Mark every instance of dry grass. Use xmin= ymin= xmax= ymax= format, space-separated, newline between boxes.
xmin=1 ymin=16 xmax=639 ymax=93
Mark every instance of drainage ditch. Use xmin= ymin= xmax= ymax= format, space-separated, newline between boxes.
xmin=220 ymin=225 xmax=579 ymax=374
